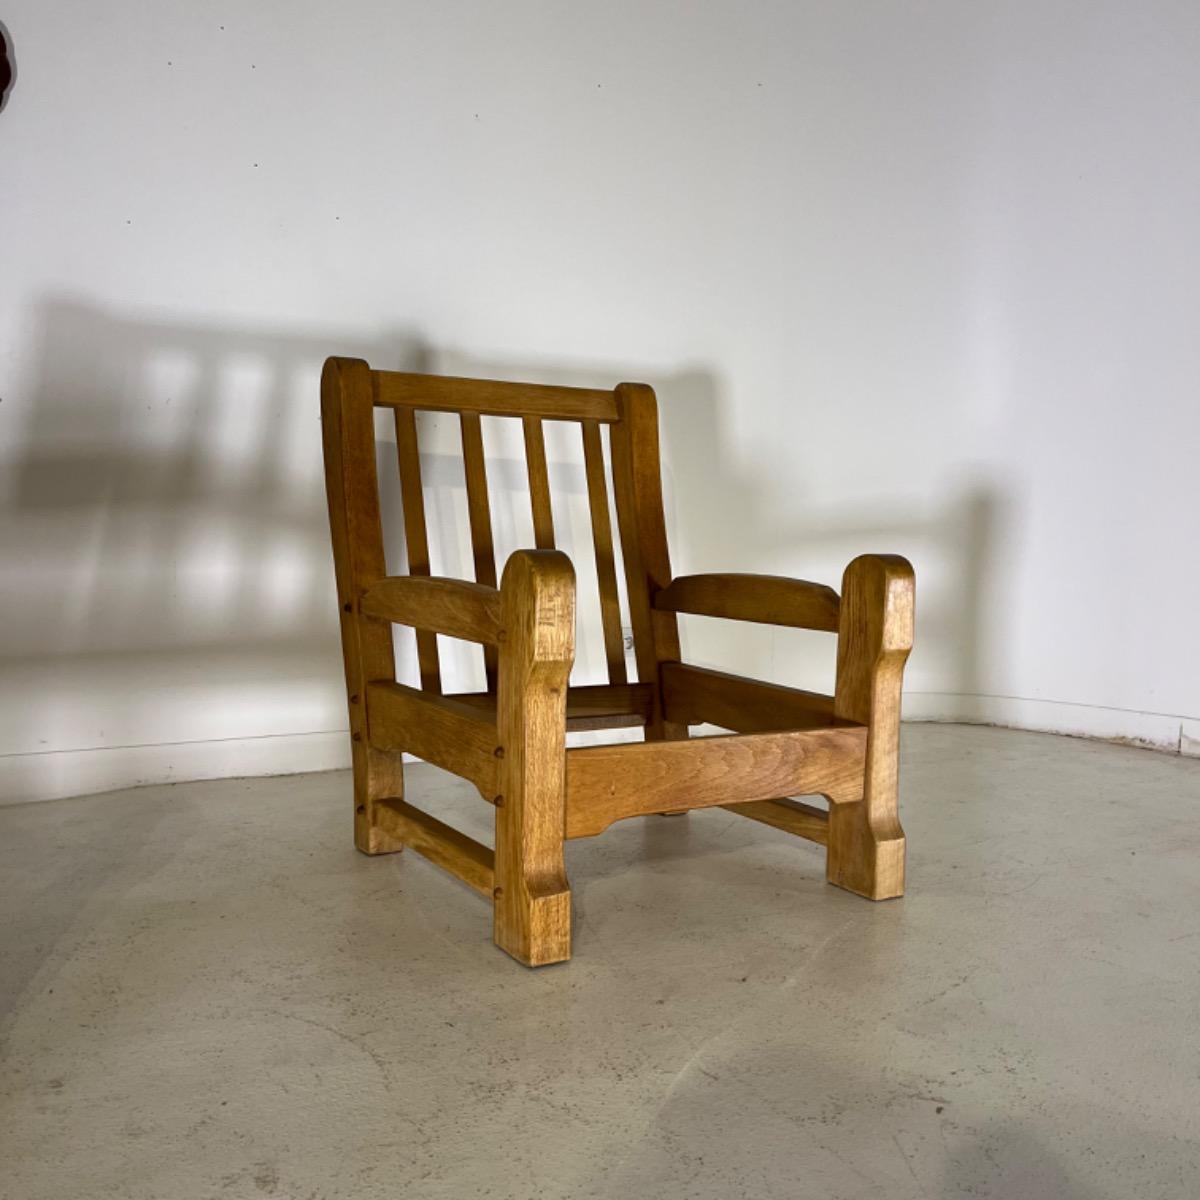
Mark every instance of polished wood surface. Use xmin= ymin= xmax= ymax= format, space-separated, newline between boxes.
xmin=722 ymin=797 xmax=830 ymax=845
xmin=581 ymin=420 xmax=628 ymax=686
xmin=359 ymin=576 xmax=501 ymax=645
xmin=367 ymin=680 xmax=500 ymax=799
xmin=655 ymin=572 xmax=841 ymax=633
xmin=375 ymin=798 xmax=495 ymax=898
xmin=321 ymin=358 xmax=406 ymax=856
xmin=494 ymin=550 xmax=575 ymax=966
xmin=459 ymin=411 xmax=499 ymax=689
xmin=322 ymin=358 xmax=916 ymax=965
xmin=610 ymin=382 xmax=685 ymax=741
xmin=828 ymin=554 xmax=915 ymax=900
xmin=450 ymin=682 xmax=653 ymax=733
xmin=375 ymin=371 xmax=618 ymax=421
xmin=565 ymin=725 xmax=867 ymax=838
xmin=393 ymin=405 xmax=441 ymax=693
xmin=661 ymin=661 xmax=840 ymax=733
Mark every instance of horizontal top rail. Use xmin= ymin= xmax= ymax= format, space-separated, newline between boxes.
xmin=374 ymin=371 xmax=619 ymax=422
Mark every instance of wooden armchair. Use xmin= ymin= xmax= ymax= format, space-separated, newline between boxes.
xmin=322 ymin=359 xmax=915 ymax=966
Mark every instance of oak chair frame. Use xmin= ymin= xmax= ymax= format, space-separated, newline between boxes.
xmin=322 ymin=358 xmax=915 ymax=966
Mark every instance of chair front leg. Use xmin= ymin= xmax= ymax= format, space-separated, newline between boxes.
xmin=493 ymin=550 xmax=575 ymax=966
xmin=828 ymin=554 xmax=915 ymax=900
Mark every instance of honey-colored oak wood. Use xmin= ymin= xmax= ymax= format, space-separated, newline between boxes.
xmin=375 ymin=371 xmax=619 ymax=422
xmin=721 ymin=798 xmax=830 ymax=845
xmin=393 ymin=405 xmax=441 ymax=693
xmin=564 ymin=725 xmax=866 ymax=838
xmin=494 ymin=550 xmax=575 ymax=966
xmin=359 ymin=575 xmax=502 ymax=645
xmin=450 ymin=682 xmax=653 ymax=732
xmin=522 ymin=417 xmax=556 ymax=550
xmin=610 ymin=382 xmax=686 ymax=741
xmin=321 ymin=358 xmax=406 ymax=856
xmin=581 ymin=420 xmax=628 ymax=685
xmin=321 ymin=361 xmax=917 ymax=965
xmin=661 ymin=661 xmax=841 ymax=733
xmin=375 ymin=798 xmax=495 ymax=897
xmin=828 ymin=554 xmax=915 ymax=900
xmin=367 ymin=680 xmax=499 ymax=799
xmin=655 ymin=572 xmax=841 ymax=633
xmin=459 ymin=411 xmax=499 ymax=689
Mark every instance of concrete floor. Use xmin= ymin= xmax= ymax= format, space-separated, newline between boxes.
xmin=2 ymin=725 xmax=1199 ymax=1200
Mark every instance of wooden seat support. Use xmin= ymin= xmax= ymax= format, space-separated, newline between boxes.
xmin=322 ymin=357 xmax=915 ymax=966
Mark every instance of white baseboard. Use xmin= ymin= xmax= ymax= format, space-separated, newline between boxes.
xmin=0 ymin=731 xmax=351 ymax=806
xmin=1179 ymin=718 xmax=1200 ymax=758
xmin=904 ymin=692 xmax=1195 ymax=755
xmin=3 ymin=696 xmax=1196 ymax=807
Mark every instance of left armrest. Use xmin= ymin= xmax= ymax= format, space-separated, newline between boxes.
xmin=653 ymin=572 xmax=840 ymax=633
xmin=359 ymin=575 xmax=502 ymax=644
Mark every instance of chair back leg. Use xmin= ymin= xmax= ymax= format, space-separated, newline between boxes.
xmin=321 ymin=357 xmax=407 ymax=855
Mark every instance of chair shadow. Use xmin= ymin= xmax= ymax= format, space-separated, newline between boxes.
xmin=0 ymin=297 xmax=434 ymax=1010
xmin=5 ymin=313 xmax=1004 ymax=952
xmin=2 ymin=296 xmax=427 ymax=765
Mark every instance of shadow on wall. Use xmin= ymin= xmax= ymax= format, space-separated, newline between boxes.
xmin=657 ymin=368 xmax=1003 ymax=703
xmin=1 ymin=303 xmax=1000 ymax=791
xmin=0 ymin=298 xmax=427 ymax=763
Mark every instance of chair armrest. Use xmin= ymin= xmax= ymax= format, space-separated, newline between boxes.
xmin=653 ymin=572 xmax=841 ymax=633
xmin=359 ymin=576 xmax=502 ymax=644
xmin=499 ymin=549 xmax=576 ymax=666
xmin=834 ymin=554 xmax=915 ymax=723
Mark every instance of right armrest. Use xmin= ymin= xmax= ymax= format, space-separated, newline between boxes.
xmin=359 ymin=575 xmax=502 ymax=645
xmin=653 ymin=572 xmax=840 ymax=633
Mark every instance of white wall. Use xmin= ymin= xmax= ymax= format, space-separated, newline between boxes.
xmin=2 ymin=1 xmax=1198 ymax=803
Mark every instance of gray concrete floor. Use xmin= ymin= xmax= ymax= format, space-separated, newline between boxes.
xmin=2 ymin=725 xmax=1199 ymax=1200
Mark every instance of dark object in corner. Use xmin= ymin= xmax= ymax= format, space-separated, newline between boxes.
xmin=0 ymin=24 xmax=13 ymax=110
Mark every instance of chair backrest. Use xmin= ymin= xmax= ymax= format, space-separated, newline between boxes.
xmin=323 ymin=361 xmax=679 ymax=697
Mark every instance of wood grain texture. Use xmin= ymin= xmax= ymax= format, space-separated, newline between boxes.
xmin=721 ymin=798 xmax=830 ymax=845
xmin=376 ymin=371 xmax=618 ymax=422
xmin=829 ymin=554 xmax=915 ymax=900
xmin=581 ymin=420 xmax=628 ymax=685
xmin=655 ymin=573 xmax=841 ymax=633
xmin=494 ymin=550 xmax=575 ymax=966
xmin=366 ymin=680 xmax=499 ymax=799
xmin=375 ymin=798 xmax=495 ymax=897
xmin=450 ymin=682 xmax=653 ymax=733
xmin=359 ymin=575 xmax=501 ymax=645
xmin=565 ymin=725 xmax=867 ymax=838
xmin=321 ymin=357 xmax=405 ymax=855
xmin=522 ymin=416 xmax=556 ymax=550
xmin=610 ymin=382 xmax=685 ymax=740
xmin=661 ymin=662 xmax=842 ymax=733
xmin=393 ymin=405 xmax=441 ymax=692
xmin=459 ymin=411 xmax=499 ymax=688
xmin=324 ymin=361 xmax=919 ymax=961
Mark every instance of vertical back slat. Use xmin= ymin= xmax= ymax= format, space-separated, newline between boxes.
xmin=460 ymin=412 xmax=499 ymax=690
xmin=522 ymin=416 xmax=556 ymax=550
xmin=581 ymin=421 xmax=628 ymax=685
xmin=393 ymin=406 xmax=442 ymax=693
